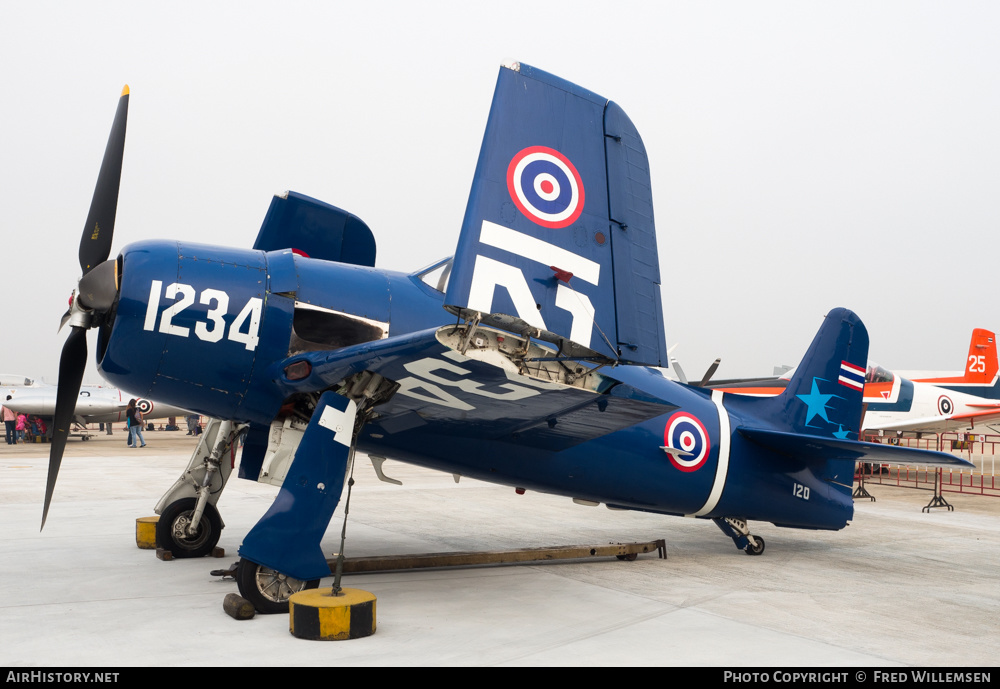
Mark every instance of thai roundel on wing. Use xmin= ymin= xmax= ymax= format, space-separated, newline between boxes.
xmin=506 ymin=146 xmax=585 ymax=229
xmin=664 ymin=412 xmax=711 ymax=472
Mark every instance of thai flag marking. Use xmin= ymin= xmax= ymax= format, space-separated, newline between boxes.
xmin=839 ymin=361 xmax=865 ymax=391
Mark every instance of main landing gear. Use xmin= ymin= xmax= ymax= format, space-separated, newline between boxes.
xmin=235 ymin=372 xmax=399 ymax=614
xmin=154 ymin=419 xmax=243 ymax=558
xmin=714 ymin=517 xmax=765 ymax=556
xmin=235 ymin=558 xmax=319 ymax=615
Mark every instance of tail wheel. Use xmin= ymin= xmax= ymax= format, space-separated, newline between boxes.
xmin=744 ymin=536 xmax=765 ymax=556
xmin=156 ymin=498 xmax=222 ymax=558
xmin=236 ymin=558 xmax=320 ymax=614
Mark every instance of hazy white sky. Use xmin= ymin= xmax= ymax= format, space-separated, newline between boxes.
xmin=2 ymin=1 xmax=998 ymax=385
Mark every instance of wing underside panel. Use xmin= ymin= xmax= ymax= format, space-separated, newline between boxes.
xmin=372 ymin=383 xmax=674 ymax=452
xmin=279 ymin=327 xmax=674 ymax=452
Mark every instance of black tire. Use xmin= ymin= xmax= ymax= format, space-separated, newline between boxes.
xmin=616 ymin=553 xmax=639 ymax=561
xmin=156 ymin=498 xmax=222 ymax=558
xmin=744 ymin=536 xmax=765 ymax=556
xmin=235 ymin=558 xmax=320 ymax=614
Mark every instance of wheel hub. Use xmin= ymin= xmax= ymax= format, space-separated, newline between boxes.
xmin=255 ymin=566 xmax=310 ymax=604
xmin=170 ymin=511 xmax=209 ymax=548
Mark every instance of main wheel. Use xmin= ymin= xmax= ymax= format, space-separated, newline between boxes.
xmin=236 ymin=558 xmax=320 ymax=614
xmin=156 ymin=498 xmax=222 ymax=558
xmin=744 ymin=536 xmax=765 ymax=556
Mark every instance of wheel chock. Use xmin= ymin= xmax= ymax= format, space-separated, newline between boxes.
xmin=289 ymin=588 xmax=376 ymax=640
xmin=135 ymin=516 xmax=159 ymax=549
xmin=210 ymin=562 xmax=239 ymax=580
xmin=223 ymin=593 xmax=256 ymax=620
xmin=140 ymin=517 xmax=225 ymax=557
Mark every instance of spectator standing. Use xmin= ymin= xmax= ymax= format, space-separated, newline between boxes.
xmin=2 ymin=397 xmax=16 ymax=445
xmin=126 ymin=399 xmax=146 ymax=448
xmin=15 ymin=412 xmax=27 ymax=443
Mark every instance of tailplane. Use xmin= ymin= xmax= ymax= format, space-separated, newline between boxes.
xmin=726 ymin=308 xmax=971 ymax=469
xmin=443 ymin=62 xmax=666 ymax=367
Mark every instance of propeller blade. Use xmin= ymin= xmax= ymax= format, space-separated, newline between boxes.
xmin=697 ymin=358 xmax=721 ymax=387
xmin=79 ymin=86 xmax=129 ymax=275
xmin=670 ymin=358 xmax=689 ymax=385
xmin=42 ymin=327 xmax=88 ymax=530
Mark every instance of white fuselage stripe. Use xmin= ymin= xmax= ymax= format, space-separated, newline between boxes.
xmin=689 ymin=390 xmax=730 ymax=517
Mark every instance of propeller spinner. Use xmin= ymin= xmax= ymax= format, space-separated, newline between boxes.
xmin=43 ymin=86 xmax=129 ymax=529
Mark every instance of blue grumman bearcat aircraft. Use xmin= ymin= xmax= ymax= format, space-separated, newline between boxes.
xmin=46 ymin=64 xmax=972 ymax=613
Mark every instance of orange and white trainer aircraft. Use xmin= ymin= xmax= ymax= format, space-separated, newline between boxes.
xmin=708 ymin=329 xmax=1000 ymax=434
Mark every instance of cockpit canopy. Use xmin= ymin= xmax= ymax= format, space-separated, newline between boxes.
xmin=416 ymin=257 xmax=453 ymax=293
xmin=865 ymin=363 xmax=895 ymax=384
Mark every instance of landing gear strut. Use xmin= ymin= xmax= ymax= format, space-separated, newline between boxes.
xmin=154 ymin=419 xmax=243 ymax=557
xmin=714 ymin=517 xmax=765 ymax=556
xmin=236 ymin=372 xmax=399 ymax=613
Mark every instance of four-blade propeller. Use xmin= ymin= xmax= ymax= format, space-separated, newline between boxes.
xmin=42 ymin=86 xmax=129 ymax=530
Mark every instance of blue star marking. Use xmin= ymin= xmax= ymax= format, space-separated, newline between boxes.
xmin=797 ymin=378 xmax=838 ymax=427
xmin=833 ymin=424 xmax=851 ymax=439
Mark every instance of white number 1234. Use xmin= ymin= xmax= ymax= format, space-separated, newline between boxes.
xmin=143 ymin=280 xmax=262 ymax=351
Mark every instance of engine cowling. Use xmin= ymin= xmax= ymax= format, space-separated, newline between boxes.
xmin=97 ymin=240 xmax=297 ymax=424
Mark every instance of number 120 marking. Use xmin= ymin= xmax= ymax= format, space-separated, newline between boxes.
xmin=143 ymin=280 xmax=262 ymax=351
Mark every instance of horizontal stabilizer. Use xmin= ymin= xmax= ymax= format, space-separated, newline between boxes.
xmin=253 ymin=191 xmax=376 ymax=266
xmin=738 ymin=427 xmax=973 ymax=468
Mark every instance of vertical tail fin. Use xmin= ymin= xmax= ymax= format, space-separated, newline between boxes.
xmin=728 ymin=308 xmax=869 ymax=440
xmin=443 ymin=62 xmax=666 ymax=366
xmin=963 ymin=328 xmax=998 ymax=384
xmin=914 ymin=328 xmax=998 ymax=385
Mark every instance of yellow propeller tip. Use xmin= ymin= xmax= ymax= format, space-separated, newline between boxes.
xmin=121 ymin=85 xmax=129 ymax=96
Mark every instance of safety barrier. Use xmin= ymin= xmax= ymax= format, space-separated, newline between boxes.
xmin=858 ymin=431 xmax=1000 ymax=498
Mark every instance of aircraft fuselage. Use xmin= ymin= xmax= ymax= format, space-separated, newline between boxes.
xmin=96 ymin=238 xmax=855 ymax=531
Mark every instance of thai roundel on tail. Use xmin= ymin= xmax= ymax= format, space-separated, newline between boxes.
xmin=444 ymin=62 xmax=666 ymax=367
